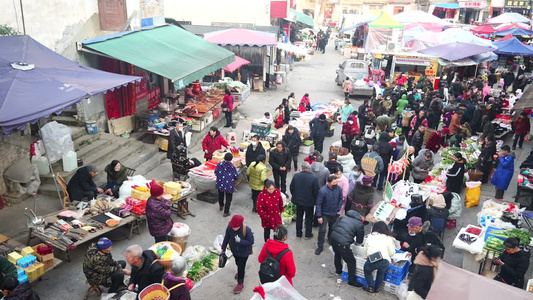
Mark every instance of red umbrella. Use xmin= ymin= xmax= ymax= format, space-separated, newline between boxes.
xmin=222 ymin=56 xmax=251 ymax=73
xmin=496 ymin=34 xmax=514 ymax=41
xmin=471 ymin=24 xmax=496 ymax=34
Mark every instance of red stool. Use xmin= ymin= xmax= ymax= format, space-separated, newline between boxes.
xmin=446 ymin=219 xmax=456 ymax=230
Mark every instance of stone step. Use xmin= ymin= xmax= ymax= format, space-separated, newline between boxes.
xmin=61 ymin=108 xmax=78 ymax=117
xmin=72 ymin=132 xmax=105 ymax=149
xmin=143 ymin=161 xmax=173 ymax=182
xmin=133 ymin=151 xmax=168 ymax=179
xmin=40 ymin=138 xmax=132 ymax=184
xmin=71 ymin=126 xmax=86 ymax=140
xmin=38 ymin=183 xmax=63 ymax=196
xmin=51 ymin=115 xmax=80 ymax=127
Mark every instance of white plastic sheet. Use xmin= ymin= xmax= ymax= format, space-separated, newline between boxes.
xmin=250 ymin=276 xmax=307 ymax=300
xmin=40 ymin=121 xmax=74 ymax=163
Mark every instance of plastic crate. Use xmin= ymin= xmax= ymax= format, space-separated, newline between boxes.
xmin=384 ymin=271 xmax=407 ymax=285
xmin=386 ymin=252 xmax=410 ymax=276
xmin=382 ymin=282 xmax=400 ymax=294
xmin=484 ymin=226 xmax=506 ymax=242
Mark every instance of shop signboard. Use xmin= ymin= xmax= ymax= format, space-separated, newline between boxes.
xmin=395 ymin=56 xmax=431 ymax=66
xmin=425 ymin=61 xmax=439 ymax=76
xmin=459 ymin=1 xmax=488 ymax=8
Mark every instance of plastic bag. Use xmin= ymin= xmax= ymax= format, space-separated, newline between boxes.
xmin=169 ymin=223 xmax=190 ymax=237
xmin=182 ymin=245 xmax=207 ymax=263
xmin=218 ymin=253 xmax=227 ymax=268
xmin=397 ymin=279 xmax=410 ymax=300
xmin=40 ymin=121 xmax=74 ymax=163
xmin=213 ymin=235 xmax=225 ymax=253
xmin=250 ymin=276 xmax=307 ymax=300
xmin=465 ymin=181 xmax=481 ymax=208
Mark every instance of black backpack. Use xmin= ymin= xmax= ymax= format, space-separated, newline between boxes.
xmin=258 ymin=248 xmax=290 ymax=284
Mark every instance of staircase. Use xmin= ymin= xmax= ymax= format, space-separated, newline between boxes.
xmin=50 ymin=108 xmax=80 ymax=127
xmin=38 ymin=126 xmax=168 ymax=196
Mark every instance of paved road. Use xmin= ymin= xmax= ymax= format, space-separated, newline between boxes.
xmin=3 ymin=39 xmax=531 ymax=299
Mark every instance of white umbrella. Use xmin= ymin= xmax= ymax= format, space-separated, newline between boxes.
xmin=487 ymin=12 xmax=531 ymax=24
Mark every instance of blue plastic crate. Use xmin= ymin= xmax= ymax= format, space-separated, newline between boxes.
xmin=386 ymin=252 xmax=410 ymax=276
xmin=484 ymin=226 xmax=506 ymax=242
xmin=356 ymin=275 xmax=369 ymax=288
xmin=384 ymin=271 xmax=407 ymax=285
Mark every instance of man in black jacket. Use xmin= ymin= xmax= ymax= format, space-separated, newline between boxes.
xmin=125 ymin=245 xmax=164 ymax=293
xmin=330 ymin=210 xmax=364 ymax=288
xmin=374 ymin=133 xmax=393 ymax=190
xmin=309 ymin=114 xmax=329 ymax=153
xmin=67 ymin=166 xmax=103 ymax=201
xmin=282 ymin=126 xmax=302 ymax=171
xmin=350 ymin=132 xmax=368 ymax=166
xmin=245 ymin=135 xmax=266 ymax=166
xmin=290 ymin=162 xmax=320 ymax=239
xmin=269 ymin=141 xmax=292 ymax=193
xmin=358 ymin=100 xmax=369 ymax=131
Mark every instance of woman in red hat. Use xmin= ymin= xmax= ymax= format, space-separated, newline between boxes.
xmin=221 ymin=215 xmax=255 ymax=294
xmin=146 ymin=180 xmax=173 ymax=243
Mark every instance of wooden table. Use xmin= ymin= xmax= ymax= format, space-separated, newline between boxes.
xmin=28 ymin=210 xmax=145 ymax=262
xmin=0 ymin=234 xmax=63 ymax=281
xmin=170 ymin=188 xmax=196 ymax=219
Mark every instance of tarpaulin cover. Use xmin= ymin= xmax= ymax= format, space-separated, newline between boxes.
xmin=368 ymin=12 xmax=405 ymax=28
xmin=426 ymin=262 xmax=533 ymax=300
xmin=495 ymin=23 xmax=529 ymax=31
xmin=204 ymin=28 xmax=277 ymax=47
xmin=0 ymin=35 xmax=141 ymax=135
xmin=290 ymin=9 xmax=315 ymax=28
xmin=411 ymin=28 xmax=494 ymax=51
xmin=276 ymin=42 xmax=308 ymax=56
xmin=496 ymin=34 xmax=514 ymax=41
xmin=471 ymin=24 xmax=496 ymax=34
xmin=404 ymin=26 xmax=427 ymax=44
xmin=222 ymin=55 xmax=250 ymax=73
xmin=82 ymin=25 xmax=235 ymax=86
xmin=495 ymin=27 xmax=533 ymax=36
xmin=419 ymin=42 xmax=495 ymax=61
xmin=493 ymin=36 xmax=533 ymax=56
xmin=487 ymin=12 xmax=531 ymax=24
xmin=393 ymin=10 xmax=448 ymax=25
xmin=339 ymin=19 xmax=374 ymax=33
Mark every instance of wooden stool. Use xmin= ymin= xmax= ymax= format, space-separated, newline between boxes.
xmin=226 ymin=132 xmax=237 ymax=145
xmin=84 ymin=281 xmax=102 ymax=300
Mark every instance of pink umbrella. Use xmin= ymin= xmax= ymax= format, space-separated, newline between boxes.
xmin=471 ymin=24 xmax=496 ymax=34
xmin=495 ymin=23 xmax=529 ymax=31
xmin=222 ymin=56 xmax=251 ymax=73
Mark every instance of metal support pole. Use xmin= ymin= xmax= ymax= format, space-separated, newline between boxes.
xmin=37 ymin=120 xmax=64 ymax=208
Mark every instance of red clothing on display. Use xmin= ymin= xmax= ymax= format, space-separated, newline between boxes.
xmin=257 ymin=239 xmax=296 ymax=285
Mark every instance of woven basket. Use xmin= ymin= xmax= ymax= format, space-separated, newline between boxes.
xmin=139 ymin=283 xmax=169 ymax=300
xmin=151 ymin=242 xmax=183 ymax=268
xmin=468 ymin=170 xmax=483 ymax=182
xmin=168 ymin=229 xmax=191 ymax=253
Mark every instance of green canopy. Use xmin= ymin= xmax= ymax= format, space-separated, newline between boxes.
xmin=291 ymin=9 xmax=315 ymax=28
xmin=82 ymin=25 xmax=235 ymax=87
xmin=368 ymin=12 xmax=405 ymax=29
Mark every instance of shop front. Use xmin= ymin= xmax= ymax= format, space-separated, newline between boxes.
xmin=432 ymin=3 xmax=461 ymax=19
xmin=458 ymin=1 xmax=488 ymax=24
xmin=504 ymin=0 xmax=532 ymax=17
xmin=489 ymin=0 xmax=505 ymax=17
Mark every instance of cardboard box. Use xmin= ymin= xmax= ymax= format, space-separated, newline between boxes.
xmin=31 ymin=245 xmax=54 ymax=272
xmin=21 ymin=246 xmax=35 ymax=257
xmin=8 ymin=252 xmax=23 ymax=265
xmin=131 ymin=189 xmax=150 ymax=201
xmin=232 ymin=159 xmax=243 ymax=168
xmin=164 ymin=182 xmax=181 ymax=195
xmin=212 ymin=151 xmax=226 ymax=163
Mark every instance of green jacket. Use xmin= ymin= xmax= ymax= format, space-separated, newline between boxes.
xmin=0 ymin=256 xmax=17 ymax=283
xmin=246 ymin=161 xmax=267 ymax=191
xmin=397 ymin=96 xmax=409 ymax=114
xmin=82 ymin=243 xmax=122 ymax=286
xmin=105 ymin=164 xmax=128 ymax=184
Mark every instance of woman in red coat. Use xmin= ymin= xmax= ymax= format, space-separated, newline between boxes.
xmin=202 ymin=126 xmax=230 ymax=160
xmin=341 ymin=115 xmax=358 ymax=149
xmin=257 ymin=180 xmax=284 ymax=242
xmin=258 ymin=226 xmax=296 ymax=285
xmin=513 ymin=112 xmax=530 ymax=150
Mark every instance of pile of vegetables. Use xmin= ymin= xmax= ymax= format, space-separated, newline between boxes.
xmin=485 ymin=236 xmax=505 ymax=251
xmin=187 ymin=253 xmax=219 ymax=282
xmin=282 ymin=203 xmax=297 ymax=219
xmin=302 ymin=139 xmax=314 ymax=146
xmin=489 ymin=229 xmax=531 ymax=245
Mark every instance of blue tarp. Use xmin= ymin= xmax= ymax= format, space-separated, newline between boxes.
xmin=0 ymin=35 xmax=141 ymax=135
xmin=339 ymin=20 xmax=372 ymax=33
xmin=493 ymin=37 xmax=533 ymax=56
xmin=495 ymin=27 xmax=533 ymax=36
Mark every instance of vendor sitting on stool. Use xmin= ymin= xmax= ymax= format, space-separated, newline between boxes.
xmin=67 ymin=165 xmax=103 ymax=201
xmin=104 ymin=160 xmax=128 ymax=197
xmin=83 ymin=237 xmax=128 ymax=293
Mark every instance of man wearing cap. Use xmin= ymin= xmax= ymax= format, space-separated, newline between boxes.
xmin=309 ymin=114 xmax=330 ymax=153
xmin=83 ymin=237 xmax=127 ymax=293
xmin=290 ymin=162 xmax=320 ymax=239
xmin=146 ymin=180 xmax=173 ymax=243
xmin=400 ymin=217 xmax=444 ymax=266
xmin=221 ymin=215 xmax=254 ymax=294
xmin=67 ymin=165 xmax=103 ymax=201
xmin=315 ymin=175 xmax=343 ymax=255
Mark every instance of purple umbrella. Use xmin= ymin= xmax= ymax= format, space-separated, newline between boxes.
xmin=0 ymin=35 xmax=141 ymax=135
xmin=419 ymin=42 xmax=496 ymax=61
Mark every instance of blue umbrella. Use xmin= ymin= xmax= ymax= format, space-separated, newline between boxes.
xmin=493 ymin=37 xmax=533 ymax=56
xmin=495 ymin=27 xmax=533 ymax=36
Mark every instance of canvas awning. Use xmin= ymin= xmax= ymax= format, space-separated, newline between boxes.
xmin=339 ymin=19 xmax=374 ymax=33
xmin=276 ymin=42 xmax=308 ymax=55
xmin=471 ymin=24 xmax=496 ymax=35
xmin=290 ymin=9 xmax=315 ymax=28
xmin=0 ymin=35 xmax=141 ymax=135
xmin=493 ymin=37 xmax=533 ymax=56
xmin=419 ymin=42 xmax=495 ymax=61
xmin=487 ymin=12 xmax=531 ymax=24
xmin=81 ymin=25 xmax=235 ymax=87
xmin=495 ymin=27 xmax=533 ymax=36
xmin=204 ymin=28 xmax=277 ymax=47
xmin=434 ymin=3 xmax=461 ymax=9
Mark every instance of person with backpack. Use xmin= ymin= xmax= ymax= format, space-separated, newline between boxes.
xmin=257 ymin=226 xmax=296 ymax=285
xmin=257 ymin=180 xmax=285 ymax=242
xmin=221 ymin=215 xmax=255 ymax=294
xmin=330 ymin=210 xmax=365 ymax=288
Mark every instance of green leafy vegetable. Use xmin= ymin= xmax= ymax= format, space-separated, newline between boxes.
xmin=490 ymin=229 xmax=531 ymax=245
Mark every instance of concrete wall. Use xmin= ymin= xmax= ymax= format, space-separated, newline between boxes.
xmin=164 ymin=0 xmax=272 ymax=26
